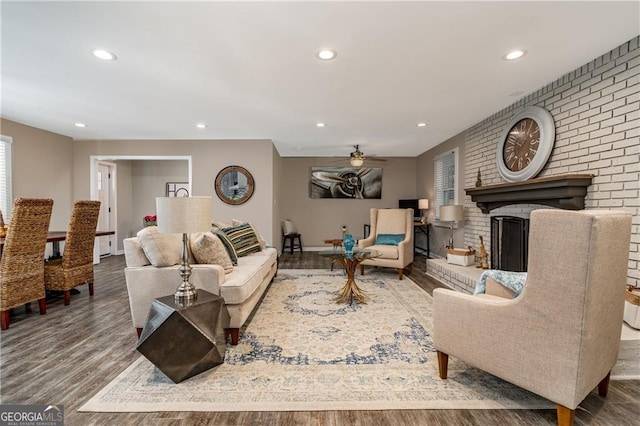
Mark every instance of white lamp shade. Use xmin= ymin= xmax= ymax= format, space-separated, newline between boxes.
xmin=418 ymin=199 xmax=429 ymax=209
xmin=156 ymin=196 xmax=212 ymax=234
xmin=440 ymin=204 xmax=464 ymax=222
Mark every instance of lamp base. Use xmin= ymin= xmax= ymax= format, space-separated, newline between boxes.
xmin=175 ymin=232 xmax=197 ymax=305
xmin=174 ymin=281 xmax=198 ymax=305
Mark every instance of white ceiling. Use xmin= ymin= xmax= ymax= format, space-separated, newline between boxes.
xmin=1 ymin=1 xmax=639 ymax=158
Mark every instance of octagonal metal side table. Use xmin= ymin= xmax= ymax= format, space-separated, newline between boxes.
xmin=137 ymin=289 xmax=230 ymax=383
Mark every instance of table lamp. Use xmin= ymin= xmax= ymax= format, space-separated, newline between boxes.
xmin=439 ymin=204 xmax=464 ymax=248
xmin=156 ymin=196 xmax=212 ymax=303
xmin=418 ymin=199 xmax=429 ymax=223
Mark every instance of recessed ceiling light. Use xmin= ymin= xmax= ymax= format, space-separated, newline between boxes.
xmin=92 ymin=49 xmax=117 ymax=61
xmin=417 ymin=122 xmax=427 ymax=127
xmin=316 ymin=122 xmax=326 ymax=127
xmin=196 ymin=123 xmax=207 ymax=129
xmin=316 ymin=49 xmax=337 ymax=60
xmin=503 ymin=49 xmax=527 ymax=61
xmin=74 ymin=122 xmax=87 ymax=128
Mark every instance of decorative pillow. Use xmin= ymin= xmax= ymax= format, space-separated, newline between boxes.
xmin=136 ymin=226 xmax=182 ymax=267
xmin=374 ymin=233 xmax=405 ymax=246
xmin=282 ymin=219 xmax=298 ymax=236
xmin=190 ymin=232 xmax=233 ymax=274
xmin=212 ymin=220 xmax=232 ymax=230
xmin=222 ymin=223 xmax=263 ymax=257
xmin=232 ymin=219 xmax=267 ymax=250
xmin=211 ymin=229 xmax=238 ymax=265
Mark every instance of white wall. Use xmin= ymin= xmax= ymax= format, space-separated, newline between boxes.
xmin=463 ymin=36 xmax=639 ymax=287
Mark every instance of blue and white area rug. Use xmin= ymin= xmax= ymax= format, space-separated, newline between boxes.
xmin=80 ymin=270 xmax=552 ymax=412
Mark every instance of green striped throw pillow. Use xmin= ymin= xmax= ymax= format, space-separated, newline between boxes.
xmin=222 ymin=222 xmax=263 ymax=257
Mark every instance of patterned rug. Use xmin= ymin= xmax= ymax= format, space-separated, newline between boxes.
xmin=80 ymin=269 xmax=552 ymax=412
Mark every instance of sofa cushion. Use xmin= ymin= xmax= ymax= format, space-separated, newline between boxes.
xmin=212 ymin=229 xmax=238 ymax=265
xmin=222 ymin=223 xmax=262 ymax=257
xmin=190 ymin=232 xmax=234 ymax=274
xmin=220 ymin=249 xmax=277 ymax=304
xmin=374 ymin=233 xmax=405 ymax=246
xmin=367 ymin=244 xmax=399 ymax=260
xmin=136 ymin=226 xmax=182 ymax=267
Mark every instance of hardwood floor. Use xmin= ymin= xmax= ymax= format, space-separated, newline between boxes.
xmin=1 ymin=253 xmax=638 ymax=425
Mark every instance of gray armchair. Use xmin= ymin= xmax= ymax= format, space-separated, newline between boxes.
xmin=358 ymin=208 xmax=414 ymax=280
xmin=433 ymin=209 xmax=632 ymax=426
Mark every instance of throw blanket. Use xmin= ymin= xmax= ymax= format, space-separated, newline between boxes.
xmin=474 ymin=270 xmax=528 ymax=298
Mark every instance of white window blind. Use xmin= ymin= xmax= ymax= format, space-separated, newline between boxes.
xmin=434 ymin=148 xmax=457 ymax=220
xmin=0 ymin=136 xmax=13 ymax=221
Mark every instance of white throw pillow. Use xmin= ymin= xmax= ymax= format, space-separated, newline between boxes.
xmin=190 ymin=232 xmax=234 ymax=274
xmin=282 ymin=219 xmax=298 ymax=236
xmin=136 ymin=226 xmax=182 ymax=267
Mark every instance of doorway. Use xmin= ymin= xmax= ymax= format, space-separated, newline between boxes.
xmin=96 ymin=161 xmax=115 ymax=257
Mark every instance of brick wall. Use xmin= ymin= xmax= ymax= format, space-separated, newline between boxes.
xmin=464 ymin=36 xmax=639 ymax=287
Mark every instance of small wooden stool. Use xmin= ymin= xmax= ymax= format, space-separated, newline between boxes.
xmin=282 ymin=233 xmax=303 ymax=254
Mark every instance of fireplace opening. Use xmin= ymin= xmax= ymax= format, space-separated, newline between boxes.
xmin=491 ymin=216 xmax=529 ymax=272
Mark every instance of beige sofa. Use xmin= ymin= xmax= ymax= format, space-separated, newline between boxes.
xmin=123 ymin=233 xmax=277 ymax=345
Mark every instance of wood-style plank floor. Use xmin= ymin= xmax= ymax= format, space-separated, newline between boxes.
xmin=1 ymin=253 xmax=638 ymax=425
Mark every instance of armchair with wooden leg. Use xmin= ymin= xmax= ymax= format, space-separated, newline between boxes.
xmin=433 ymin=209 xmax=633 ymax=426
xmin=0 ymin=198 xmax=54 ymax=330
xmin=357 ymin=208 xmax=413 ymax=280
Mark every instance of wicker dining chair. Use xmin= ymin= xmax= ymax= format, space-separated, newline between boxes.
xmin=44 ymin=200 xmax=101 ymax=305
xmin=0 ymin=198 xmax=54 ymax=330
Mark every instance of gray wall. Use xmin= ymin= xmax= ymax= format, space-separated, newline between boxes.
xmin=0 ymin=118 xmax=74 ymax=230
xmin=72 ymin=139 xmax=277 ymax=250
xmin=416 ymin=131 xmax=467 ymax=259
xmin=278 ymin=157 xmax=417 ymax=247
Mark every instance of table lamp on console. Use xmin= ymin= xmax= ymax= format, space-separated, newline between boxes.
xmin=156 ymin=196 xmax=212 ymax=304
xmin=439 ymin=204 xmax=464 ymax=248
xmin=418 ymin=199 xmax=429 ymax=224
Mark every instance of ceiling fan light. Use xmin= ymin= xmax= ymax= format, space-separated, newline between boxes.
xmin=350 ymin=157 xmax=364 ymax=167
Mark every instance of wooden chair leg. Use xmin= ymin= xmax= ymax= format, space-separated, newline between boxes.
xmin=407 ymin=262 xmax=413 ymax=274
xmin=136 ymin=328 xmax=143 ymax=338
xmin=38 ymin=298 xmax=46 ymax=315
xmin=598 ymin=371 xmax=611 ymax=397
xmin=557 ymin=405 xmax=575 ymax=426
xmin=437 ymin=351 xmax=449 ymax=379
xmin=88 ymin=282 xmax=94 ymax=296
xmin=1 ymin=310 xmax=9 ymax=330
xmin=25 ymin=302 xmax=33 ymax=313
xmin=63 ymin=290 xmax=71 ymax=306
xmin=227 ymin=328 xmax=240 ymax=345
xmin=398 ymin=268 xmax=404 ymax=280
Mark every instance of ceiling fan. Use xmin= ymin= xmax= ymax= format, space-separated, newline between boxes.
xmin=347 ymin=145 xmax=387 ymax=167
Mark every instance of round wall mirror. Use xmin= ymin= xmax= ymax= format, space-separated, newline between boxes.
xmin=215 ymin=165 xmax=255 ymax=205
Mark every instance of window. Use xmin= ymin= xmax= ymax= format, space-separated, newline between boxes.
xmin=433 ymin=148 xmax=458 ymax=221
xmin=0 ymin=135 xmax=12 ymax=220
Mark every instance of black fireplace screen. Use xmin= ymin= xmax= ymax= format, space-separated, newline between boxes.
xmin=490 ymin=216 xmax=529 ymax=272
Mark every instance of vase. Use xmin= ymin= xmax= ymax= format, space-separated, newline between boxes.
xmin=343 ymin=233 xmax=355 ymax=256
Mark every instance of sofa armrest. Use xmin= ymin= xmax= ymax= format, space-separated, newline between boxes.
xmin=125 ymin=264 xmax=225 ymax=329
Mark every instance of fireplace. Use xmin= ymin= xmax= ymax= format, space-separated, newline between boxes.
xmin=491 ymin=216 xmax=529 ymax=272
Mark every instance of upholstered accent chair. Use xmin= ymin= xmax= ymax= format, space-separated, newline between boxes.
xmin=0 ymin=198 xmax=54 ymax=330
xmin=44 ymin=200 xmax=101 ymax=305
xmin=433 ymin=209 xmax=633 ymax=426
xmin=358 ymin=208 xmax=413 ymax=280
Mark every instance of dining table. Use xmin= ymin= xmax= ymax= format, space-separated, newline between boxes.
xmin=0 ymin=230 xmax=115 ymax=258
